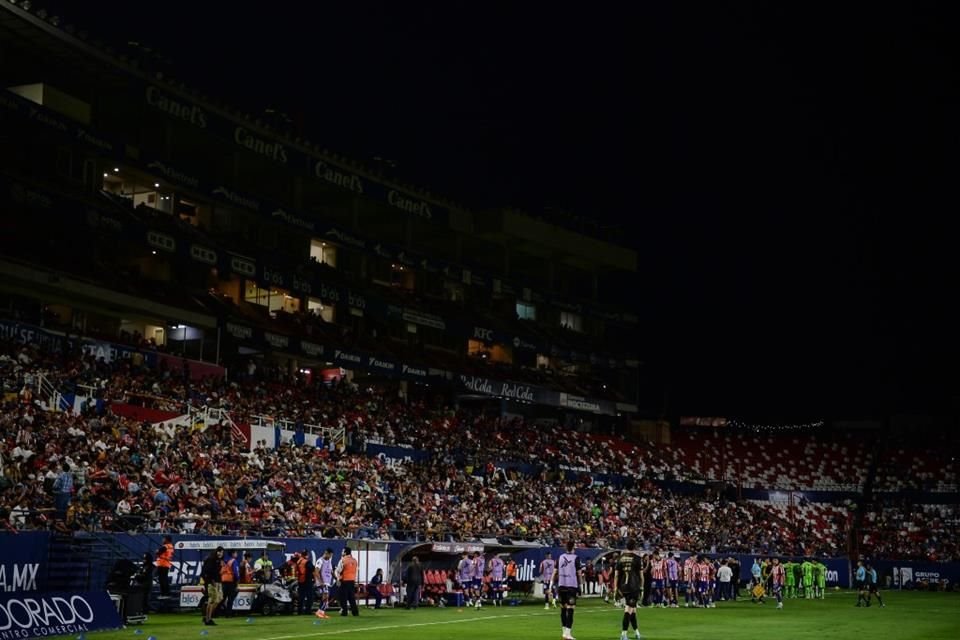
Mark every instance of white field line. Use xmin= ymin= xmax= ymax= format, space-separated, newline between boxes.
xmin=260 ymin=607 xmax=608 ymax=640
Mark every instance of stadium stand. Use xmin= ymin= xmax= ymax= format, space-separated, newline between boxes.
xmin=658 ymin=429 xmax=872 ymax=491
xmin=0 ymin=2 xmax=956 ymax=587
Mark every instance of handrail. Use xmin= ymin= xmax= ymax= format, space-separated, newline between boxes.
xmin=248 ymin=414 xmax=345 ymax=449
xmin=193 ymin=406 xmax=248 ymax=447
xmin=36 ymin=373 xmax=71 ymax=413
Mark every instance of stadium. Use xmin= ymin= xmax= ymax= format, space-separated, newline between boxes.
xmin=0 ymin=2 xmax=958 ymax=639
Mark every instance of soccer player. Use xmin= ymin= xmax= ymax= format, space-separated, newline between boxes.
xmin=649 ymin=550 xmax=666 ymax=607
xmin=457 ymin=551 xmax=473 ymax=607
xmin=489 ymin=554 xmax=505 ymax=607
xmin=855 ymin=560 xmax=867 ymax=607
xmin=683 ymin=554 xmax=696 ymax=607
xmin=771 ymin=557 xmax=786 ymax=610
xmin=640 ymin=553 xmax=651 ymax=607
xmin=315 ymin=548 xmax=334 ymax=618
xmin=698 ymin=556 xmax=715 ymax=608
xmin=540 ymin=551 xmax=558 ymax=609
xmin=665 ymin=553 xmax=680 ymax=607
xmin=610 ymin=553 xmax=624 ymax=608
xmin=614 ymin=540 xmax=643 ymax=640
xmin=811 ymin=560 xmax=822 ymax=599
xmin=866 ymin=564 xmax=885 ymax=608
xmin=783 ymin=560 xmax=794 ymax=599
xmin=801 ymin=558 xmax=814 ymax=599
xmin=816 ymin=561 xmax=827 ymax=599
xmin=552 ymin=541 xmax=583 ymax=640
xmin=599 ymin=560 xmax=612 ymax=603
xmin=472 ymin=552 xmax=486 ymax=608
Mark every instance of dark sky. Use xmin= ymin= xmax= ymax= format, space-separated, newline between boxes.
xmin=35 ymin=1 xmax=960 ymax=419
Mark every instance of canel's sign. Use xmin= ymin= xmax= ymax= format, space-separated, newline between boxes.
xmin=0 ymin=592 xmax=122 ymax=637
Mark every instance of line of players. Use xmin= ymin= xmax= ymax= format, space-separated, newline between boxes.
xmin=539 ymin=548 xmax=727 ymax=618
xmin=749 ymin=557 xmax=829 ymax=603
xmin=454 ymin=550 xmax=508 ymax=608
xmin=540 ymin=550 xmax=836 ymax=614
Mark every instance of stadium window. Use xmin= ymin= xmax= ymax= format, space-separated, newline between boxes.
xmin=307 ymin=297 xmax=335 ymax=323
xmin=444 ymin=281 xmax=464 ymax=303
xmin=560 ymin=311 xmax=582 ymax=332
xmin=310 ymin=239 xmax=337 ymax=267
xmin=245 ymin=281 xmax=300 ymax=313
xmin=516 ymin=302 xmax=536 ymax=321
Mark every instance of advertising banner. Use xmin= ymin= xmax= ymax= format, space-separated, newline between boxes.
xmin=0 ymin=591 xmax=122 ymax=637
xmin=458 ymin=374 xmax=544 ymax=403
xmin=0 ymin=531 xmax=49 ymax=593
xmin=874 ymin=560 xmax=960 ymax=588
xmin=0 ymin=319 xmax=76 ymax=354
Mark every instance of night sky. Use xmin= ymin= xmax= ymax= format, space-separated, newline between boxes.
xmin=32 ymin=2 xmax=960 ymax=419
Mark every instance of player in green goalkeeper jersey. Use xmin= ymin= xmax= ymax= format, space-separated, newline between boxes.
xmin=783 ymin=561 xmax=796 ymax=598
xmin=815 ymin=561 xmax=827 ymax=599
xmin=801 ymin=559 xmax=814 ymax=599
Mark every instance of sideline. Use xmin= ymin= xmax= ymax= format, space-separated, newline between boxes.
xmin=260 ymin=607 xmax=608 ymax=640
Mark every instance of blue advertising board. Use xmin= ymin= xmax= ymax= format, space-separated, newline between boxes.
xmin=872 ymin=560 xmax=960 ymax=588
xmin=0 ymin=591 xmax=122 ymax=637
xmin=0 ymin=531 xmax=49 ymax=593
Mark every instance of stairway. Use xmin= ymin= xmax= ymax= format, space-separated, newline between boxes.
xmin=46 ymin=531 xmax=164 ymax=593
xmin=45 ymin=533 xmax=94 ymax=592
xmin=36 ymin=373 xmax=72 ymax=413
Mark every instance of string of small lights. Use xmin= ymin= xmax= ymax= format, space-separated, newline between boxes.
xmin=728 ymin=419 xmax=825 ymax=433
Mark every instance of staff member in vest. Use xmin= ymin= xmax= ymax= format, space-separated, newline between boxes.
xmin=335 ymin=547 xmax=360 ymax=616
xmin=505 ymin=558 xmax=518 ymax=595
xmin=201 ymin=546 xmax=224 ymax=626
xmin=296 ymin=549 xmax=316 ymax=615
xmin=254 ymin=550 xmax=274 ymax=582
xmin=552 ymin=541 xmax=583 ymax=640
xmin=239 ymin=551 xmax=254 ymax=584
xmin=220 ymin=549 xmax=239 ymax=617
xmin=155 ymin=535 xmax=174 ymax=598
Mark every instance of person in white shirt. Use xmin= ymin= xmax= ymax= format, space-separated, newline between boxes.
xmin=717 ymin=560 xmax=734 ymax=601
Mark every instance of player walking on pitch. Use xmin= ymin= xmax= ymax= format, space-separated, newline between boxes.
xmin=540 ymin=552 xmax=558 ymax=609
xmin=552 ymin=541 xmax=583 ymax=640
xmin=613 ymin=540 xmax=644 ymax=640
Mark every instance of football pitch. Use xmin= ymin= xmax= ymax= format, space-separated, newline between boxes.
xmin=60 ymin=592 xmax=960 ymax=640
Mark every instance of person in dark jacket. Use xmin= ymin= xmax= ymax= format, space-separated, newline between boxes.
xmin=201 ymin=547 xmax=224 ymax=625
xmin=369 ymin=568 xmax=385 ymax=609
xmin=136 ymin=552 xmax=155 ymax=613
xmin=403 ymin=557 xmax=425 ymax=609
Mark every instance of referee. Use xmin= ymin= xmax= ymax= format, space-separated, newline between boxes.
xmin=855 ymin=560 xmax=867 ymax=607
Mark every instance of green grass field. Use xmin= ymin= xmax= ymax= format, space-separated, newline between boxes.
xmin=56 ymin=592 xmax=960 ymax=640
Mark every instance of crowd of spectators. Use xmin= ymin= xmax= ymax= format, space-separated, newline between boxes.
xmin=0 ymin=337 xmax=951 ymax=561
